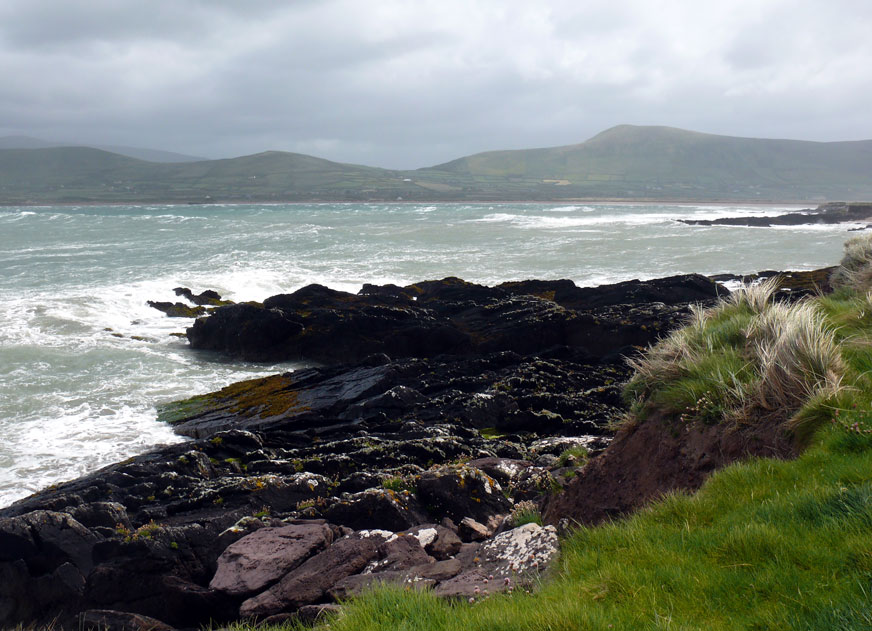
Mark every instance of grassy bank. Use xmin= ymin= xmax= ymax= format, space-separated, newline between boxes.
xmin=248 ymin=240 xmax=872 ymax=631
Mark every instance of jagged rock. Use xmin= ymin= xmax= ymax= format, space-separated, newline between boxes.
xmin=160 ymin=575 xmax=236 ymax=626
xmin=417 ymin=465 xmax=511 ymax=524
xmin=477 ymin=523 xmax=559 ymax=577
xmin=296 ymin=603 xmax=343 ymax=624
xmin=323 ymin=489 xmax=428 ymax=531
xmin=679 ymin=202 xmax=872 ymax=228
xmin=327 ymin=572 xmax=410 ymax=600
xmin=161 ymin=365 xmax=395 ymax=438
xmin=467 ymin=457 xmax=533 ymax=486
xmin=173 ymin=287 xmax=228 ymax=306
xmin=709 ymin=268 xmax=835 ymax=301
xmin=510 ymin=467 xmax=561 ymax=504
xmin=209 ymin=523 xmax=334 ymax=596
xmin=185 ymin=275 xmax=724 ymax=364
xmin=434 ymin=523 xmax=559 ymax=598
xmin=431 ymin=569 xmax=490 ymax=599
xmin=0 ymin=510 xmax=100 ymax=575
xmin=186 ymin=303 xmax=304 ymax=361
xmin=79 ymin=609 xmax=175 ymax=631
xmin=406 ymin=524 xmax=462 ymax=560
xmin=498 ymin=273 xmax=723 ymax=310
xmin=68 ymin=502 xmax=130 ymax=530
xmin=0 ymin=559 xmax=86 ymax=627
xmin=146 ymin=301 xmax=206 ymax=318
xmin=369 ymin=534 xmax=434 ymax=573
xmin=328 ymin=556 xmax=461 ymax=601
xmin=457 ymin=517 xmax=491 ymax=542
xmin=239 ymin=532 xmax=387 ymax=618
xmin=246 ymin=473 xmax=331 ymax=513
xmin=327 ymin=570 xmax=437 ymax=601
xmin=413 ymin=558 xmax=463 ymax=581
xmin=0 ymin=272 xmax=768 ymax=628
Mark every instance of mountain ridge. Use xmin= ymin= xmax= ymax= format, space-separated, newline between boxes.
xmin=3 ymin=125 xmax=872 ymax=204
xmin=0 ymin=135 xmax=206 ymax=163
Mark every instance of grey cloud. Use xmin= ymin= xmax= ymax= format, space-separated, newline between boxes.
xmin=1 ymin=0 xmax=872 ymax=169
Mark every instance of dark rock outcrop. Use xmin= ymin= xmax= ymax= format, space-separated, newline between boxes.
xmin=709 ymin=267 xmax=835 ymax=301
xmin=184 ymin=275 xmax=724 ymax=363
xmin=679 ymin=201 xmax=872 ymax=227
xmin=146 ymin=301 xmax=206 ymax=318
xmin=417 ymin=465 xmax=511 ymax=524
xmin=79 ymin=609 xmax=175 ymax=631
xmin=209 ymin=523 xmax=333 ymax=596
xmin=238 ymin=532 xmax=385 ymax=618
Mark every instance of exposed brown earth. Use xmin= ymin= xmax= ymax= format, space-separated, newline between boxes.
xmin=544 ymin=411 xmax=797 ymax=526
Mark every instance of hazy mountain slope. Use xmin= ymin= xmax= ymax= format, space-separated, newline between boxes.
xmin=3 ymin=126 xmax=872 ymax=203
xmin=0 ymin=136 xmax=56 ymax=149
xmin=0 ymin=136 xmax=205 ymax=163
xmin=92 ymin=145 xmax=206 ymax=163
xmin=429 ymin=125 xmax=872 ymax=199
xmin=0 ymin=147 xmax=426 ymax=203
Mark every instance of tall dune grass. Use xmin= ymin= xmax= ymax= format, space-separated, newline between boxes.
xmin=624 ymin=278 xmax=843 ymax=432
xmin=830 ymin=232 xmax=872 ymax=292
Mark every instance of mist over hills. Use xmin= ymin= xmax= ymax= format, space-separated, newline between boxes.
xmin=0 ymin=135 xmax=205 ymax=163
xmin=2 ymin=125 xmax=872 ymax=204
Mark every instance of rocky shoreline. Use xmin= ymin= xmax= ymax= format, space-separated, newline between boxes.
xmin=0 ymin=271 xmax=830 ymax=630
xmin=678 ymin=201 xmax=872 ymax=227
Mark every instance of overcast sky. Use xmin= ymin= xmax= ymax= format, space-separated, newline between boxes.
xmin=1 ymin=0 xmax=870 ymax=168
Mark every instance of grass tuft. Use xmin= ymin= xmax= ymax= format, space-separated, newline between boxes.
xmin=625 ymin=280 xmax=844 ymax=434
xmin=510 ymin=500 xmax=543 ymax=527
xmin=830 ymin=232 xmax=872 ymax=291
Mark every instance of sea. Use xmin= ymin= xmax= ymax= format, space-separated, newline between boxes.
xmin=0 ymin=202 xmax=858 ymax=507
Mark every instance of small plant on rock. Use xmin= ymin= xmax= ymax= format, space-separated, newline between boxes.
xmin=382 ymin=476 xmax=416 ymax=493
xmin=510 ymin=500 xmax=543 ymax=527
xmin=558 ymin=446 xmax=589 ymax=467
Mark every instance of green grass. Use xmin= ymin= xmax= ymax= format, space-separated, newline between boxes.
xmin=509 ymin=500 xmax=543 ymax=527
xmin=624 ymin=279 xmax=844 ymax=434
xmin=382 ymin=476 xmax=417 ymax=494
xmin=557 ymin=446 xmax=589 ymax=467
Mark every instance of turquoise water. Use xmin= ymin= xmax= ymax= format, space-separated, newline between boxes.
xmin=0 ymin=202 xmax=855 ymax=506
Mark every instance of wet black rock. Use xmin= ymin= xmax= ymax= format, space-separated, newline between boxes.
xmin=679 ymin=202 xmax=872 ymax=227
xmin=146 ymin=301 xmax=206 ymax=318
xmin=184 ymin=275 xmax=724 ymax=363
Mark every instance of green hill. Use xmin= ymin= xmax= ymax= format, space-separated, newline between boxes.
xmin=0 ymin=135 xmax=206 ymax=162
xmin=431 ymin=125 xmax=872 ymax=201
xmin=3 ymin=125 xmax=872 ymax=203
xmin=0 ymin=147 xmax=424 ymax=204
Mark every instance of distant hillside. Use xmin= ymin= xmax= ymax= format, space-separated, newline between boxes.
xmin=0 ymin=136 xmax=205 ymax=163
xmin=0 ymin=147 xmax=424 ymax=204
xmin=0 ymin=136 xmax=56 ymax=150
xmin=3 ymin=126 xmax=872 ymax=203
xmin=431 ymin=125 xmax=872 ymax=201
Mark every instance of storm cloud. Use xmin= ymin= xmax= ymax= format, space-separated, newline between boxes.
xmin=1 ymin=0 xmax=870 ymax=168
